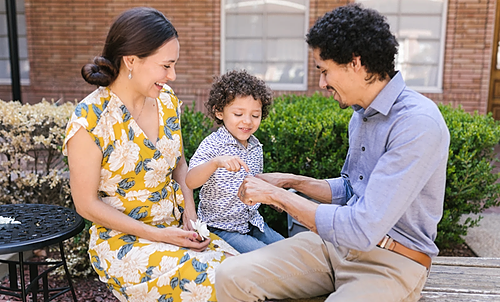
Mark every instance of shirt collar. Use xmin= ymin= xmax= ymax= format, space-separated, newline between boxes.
xmin=355 ymin=71 xmax=406 ymax=116
xmin=216 ymin=125 xmax=260 ymax=149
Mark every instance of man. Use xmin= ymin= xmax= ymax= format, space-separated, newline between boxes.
xmin=215 ymin=3 xmax=450 ymax=302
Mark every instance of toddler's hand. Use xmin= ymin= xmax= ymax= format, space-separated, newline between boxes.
xmin=215 ymin=156 xmax=250 ymax=172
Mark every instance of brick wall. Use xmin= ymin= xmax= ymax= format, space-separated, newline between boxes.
xmin=0 ymin=0 xmax=496 ymax=115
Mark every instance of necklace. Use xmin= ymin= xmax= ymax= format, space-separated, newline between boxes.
xmin=135 ymin=98 xmax=146 ymax=122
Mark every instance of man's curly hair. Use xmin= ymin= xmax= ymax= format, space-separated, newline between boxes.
xmin=206 ymin=70 xmax=273 ymax=125
xmin=306 ymin=3 xmax=399 ymax=81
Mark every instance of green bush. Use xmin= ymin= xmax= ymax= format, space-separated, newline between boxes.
xmin=438 ymin=104 xmax=500 ymax=247
xmin=181 ymin=103 xmax=214 ymax=161
xmin=181 ymin=102 xmax=214 ymax=206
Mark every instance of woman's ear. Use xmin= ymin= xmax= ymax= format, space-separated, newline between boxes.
xmin=122 ymin=55 xmax=136 ymax=71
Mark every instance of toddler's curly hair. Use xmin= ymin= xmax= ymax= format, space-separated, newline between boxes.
xmin=206 ymin=70 xmax=273 ymax=125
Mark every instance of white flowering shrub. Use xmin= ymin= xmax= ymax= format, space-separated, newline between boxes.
xmin=0 ymin=99 xmax=75 ymax=205
xmin=0 ymin=99 xmax=95 ymax=277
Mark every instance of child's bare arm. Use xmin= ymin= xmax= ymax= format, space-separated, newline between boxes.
xmin=185 ymin=156 xmax=250 ymax=189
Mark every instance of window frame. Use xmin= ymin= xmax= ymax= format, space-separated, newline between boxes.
xmin=356 ymin=0 xmax=448 ymax=93
xmin=0 ymin=0 xmax=30 ymax=85
xmin=220 ymin=0 xmax=309 ymax=91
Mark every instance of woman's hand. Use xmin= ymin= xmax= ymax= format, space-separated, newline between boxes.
xmin=161 ymin=227 xmax=211 ymax=252
xmin=182 ymin=208 xmax=198 ymax=232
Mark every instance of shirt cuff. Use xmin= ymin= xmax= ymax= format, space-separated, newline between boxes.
xmin=325 ymin=178 xmax=347 ymax=205
xmin=316 ymin=203 xmax=341 ymax=246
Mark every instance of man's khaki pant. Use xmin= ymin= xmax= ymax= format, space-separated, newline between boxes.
xmin=215 ymin=232 xmax=428 ymax=302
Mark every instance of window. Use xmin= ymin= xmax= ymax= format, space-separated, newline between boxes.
xmin=357 ymin=0 xmax=447 ymax=92
xmin=222 ymin=0 xmax=309 ymax=91
xmin=0 ymin=0 xmax=30 ymax=85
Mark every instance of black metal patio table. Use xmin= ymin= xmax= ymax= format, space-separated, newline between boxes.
xmin=0 ymin=203 xmax=85 ymax=302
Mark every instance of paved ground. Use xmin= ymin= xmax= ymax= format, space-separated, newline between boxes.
xmin=462 ymin=208 xmax=500 ymax=257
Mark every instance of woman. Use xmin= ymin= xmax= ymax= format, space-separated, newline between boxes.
xmin=63 ymin=7 xmax=236 ymax=301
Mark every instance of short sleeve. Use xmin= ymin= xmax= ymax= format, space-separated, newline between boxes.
xmin=187 ymin=134 xmax=220 ymax=171
xmin=62 ymin=88 xmax=105 ymax=156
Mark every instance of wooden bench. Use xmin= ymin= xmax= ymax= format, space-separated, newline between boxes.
xmin=280 ymin=257 xmax=500 ymax=301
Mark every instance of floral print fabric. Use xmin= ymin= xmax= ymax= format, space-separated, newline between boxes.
xmin=63 ymin=86 xmax=237 ymax=302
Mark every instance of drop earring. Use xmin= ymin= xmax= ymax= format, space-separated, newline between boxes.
xmin=128 ymin=69 xmax=132 ymax=80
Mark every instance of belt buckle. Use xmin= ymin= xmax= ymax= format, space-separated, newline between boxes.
xmin=379 ymin=235 xmax=394 ymax=249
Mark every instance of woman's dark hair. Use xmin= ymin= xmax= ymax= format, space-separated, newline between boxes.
xmin=81 ymin=7 xmax=178 ymax=86
xmin=306 ymin=3 xmax=398 ymax=82
xmin=206 ymin=70 xmax=273 ymax=125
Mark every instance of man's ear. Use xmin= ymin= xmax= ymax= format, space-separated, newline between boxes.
xmin=351 ymin=55 xmax=362 ymax=71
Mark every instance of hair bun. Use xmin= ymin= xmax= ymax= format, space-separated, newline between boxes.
xmin=81 ymin=56 xmax=117 ymax=86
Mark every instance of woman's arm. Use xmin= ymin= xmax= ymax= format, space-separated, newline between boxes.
xmin=172 ymin=152 xmax=197 ymax=231
xmin=67 ymin=128 xmax=209 ymax=251
xmin=185 ymin=155 xmax=249 ymax=189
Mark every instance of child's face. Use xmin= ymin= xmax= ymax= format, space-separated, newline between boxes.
xmin=215 ymin=95 xmax=263 ymax=147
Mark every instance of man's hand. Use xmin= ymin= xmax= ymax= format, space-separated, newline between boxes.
xmin=237 ymin=176 xmax=283 ymax=207
xmin=255 ymin=172 xmax=295 ymax=188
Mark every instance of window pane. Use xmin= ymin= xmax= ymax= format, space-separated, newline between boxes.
xmin=17 ymin=14 xmax=26 ymax=35
xmin=0 ymin=15 xmax=6 ymax=35
xmin=226 ymin=38 xmax=264 ymax=61
xmin=497 ymin=42 xmax=500 ymax=70
xmin=226 ymin=61 xmax=305 ymax=84
xmin=226 ymin=62 xmax=267 ymax=78
xmin=264 ymin=0 xmax=307 ymax=13
xmin=18 ymin=37 xmax=28 ymax=58
xmin=0 ymin=37 xmax=8 ymax=58
xmin=397 ymin=39 xmax=440 ymax=64
xmin=223 ymin=0 xmax=308 ymax=90
xmin=0 ymin=0 xmax=30 ymax=82
xmin=267 ymin=38 xmax=304 ymax=61
xmin=401 ymin=0 xmax=443 ymax=14
xmin=0 ymin=60 xmax=8 ymax=79
xmin=20 ymin=59 xmax=29 ymax=79
xmin=357 ymin=0 xmax=399 ymax=14
xmin=225 ymin=0 xmax=265 ymax=13
xmin=400 ymin=16 xmax=441 ymax=39
xmin=226 ymin=14 xmax=263 ymax=37
xmin=356 ymin=0 xmax=446 ymax=91
xmin=17 ymin=0 xmax=25 ymax=13
xmin=225 ymin=0 xmax=306 ymax=13
xmin=264 ymin=62 xmax=305 ymax=83
xmin=385 ymin=15 xmax=399 ymax=34
xmin=267 ymin=14 xmax=305 ymax=37
xmin=398 ymin=63 xmax=438 ymax=87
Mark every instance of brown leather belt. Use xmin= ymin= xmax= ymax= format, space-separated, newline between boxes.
xmin=377 ymin=235 xmax=431 ymax=270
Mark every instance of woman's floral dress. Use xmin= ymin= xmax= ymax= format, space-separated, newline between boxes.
xmin=63 ymin=86 xmax=237 ymax=302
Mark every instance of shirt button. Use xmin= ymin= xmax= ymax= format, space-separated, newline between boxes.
xmin=363 ymin=117 xmax=368 ymax=122
xmin=359 ymin=175 xmax=363 ymax=180
xmin=361 ymin=146 xmax=365 ymax=151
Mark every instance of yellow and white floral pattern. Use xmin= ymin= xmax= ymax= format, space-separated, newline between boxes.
xmin=64 ymin=86 xmax=237 ymax=301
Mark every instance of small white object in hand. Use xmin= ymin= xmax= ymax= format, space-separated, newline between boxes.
xmin=190 ymin=219 xmax=210 ymax=240
xmin=0 ymin=216 xmax=21 ymax=224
